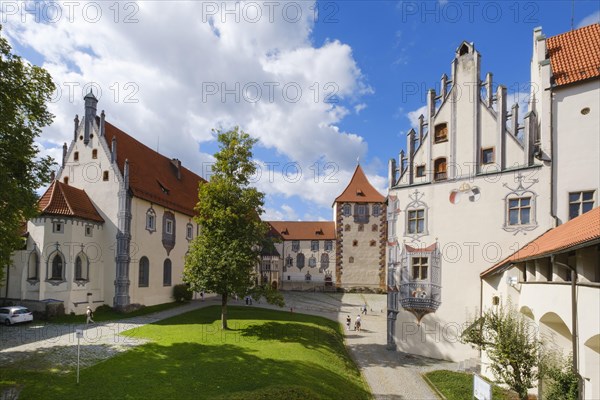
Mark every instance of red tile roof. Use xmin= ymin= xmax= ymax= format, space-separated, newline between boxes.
xmin=103 ymin=122 xmax=206 ymax=216
xmin=39 ymin=181 xmax=104 ymax=222
xmin=334 ymin=165 xmax=385 ymax=204
xmin=481 ymin=207 xmax=600 ymax=277
xmin=267 ymin=221 xmax=336 ymax=240
xmin=547 ymin=23 xmax=600 ymax=86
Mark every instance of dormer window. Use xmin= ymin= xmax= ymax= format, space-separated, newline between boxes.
xmin=434 ymin=123 xmax=448 ymax=143
xmin=157 ymin=180 xmax=170 ymax=194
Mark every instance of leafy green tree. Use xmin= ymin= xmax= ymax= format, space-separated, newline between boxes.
xmin=184 ymin=127 xmax=277 ymax=329
xmin=541 ymin=353 xmax=579 ymax=400
xmin=462 ymin=302 xmax=541 ymax=400
xmin=0 ymin=25 xmax=56 ymax=282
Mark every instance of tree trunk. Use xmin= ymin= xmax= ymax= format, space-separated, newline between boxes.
xmin=221 ymin=292 xmax=228 ymax=330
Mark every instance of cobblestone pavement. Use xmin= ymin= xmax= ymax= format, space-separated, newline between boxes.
xmin=1 ymin=293 xmax=454 ymax=399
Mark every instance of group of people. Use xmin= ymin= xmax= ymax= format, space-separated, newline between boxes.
xmin=346 ymin=303 xmax=368 ymax=332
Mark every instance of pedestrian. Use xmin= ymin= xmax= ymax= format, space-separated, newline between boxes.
xmin=200 ymin=291 xmax=204 ymax=302
xmin=362 ymin=303 xmax=367 ymax=315
xmin=245 ymin=296 xmax=249 ymax=305
xmin=346 ymin=315 xmax=351 ymax=331
xmin=355 ymin=315 xmax=362 ymax=332
xmin=86 ymin=306 xmax=94 ymax=324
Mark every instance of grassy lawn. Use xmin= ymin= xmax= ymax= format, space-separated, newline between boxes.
xmin=0 ymin=306 xmax=371 ymax=399
xmin=424 ymin=370 xmax=518 ymax=400
xmin=48 ymin=301 xmax=185 ymax=324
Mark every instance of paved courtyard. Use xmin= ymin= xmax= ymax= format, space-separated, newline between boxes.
xmin=0 ymin=293 xmax=453 ymax=399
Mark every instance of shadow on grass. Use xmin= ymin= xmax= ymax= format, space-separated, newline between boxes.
xmin=9 ymin=341 xmax=371 ymax=400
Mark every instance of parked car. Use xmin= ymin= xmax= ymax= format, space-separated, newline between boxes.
xmin=0 ymin=306 xmax=34 ymax=326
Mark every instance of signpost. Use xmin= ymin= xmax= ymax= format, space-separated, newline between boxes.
xmin=75 ymin=329 xmax=84 ymax=384
xmin=473 ymin=374 xmax=491 ymax=400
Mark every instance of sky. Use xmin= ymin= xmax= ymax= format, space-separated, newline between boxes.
xmin=1 ymin=0 xmax=599 ymax=221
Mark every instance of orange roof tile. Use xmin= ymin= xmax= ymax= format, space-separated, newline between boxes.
xmin=481 ymin=207 xmax=600 ymax=277
xmin=39 ymin=181 xmax=104 ymax=222
xmin=547 ymin=23 xmax=600 ymax=86
xmin=103 ymin=122 xmax=206 ymax=216
xmin=267 ymin=221 xmax=336 ymax=240
xmin=334 ymin=165 xmax=385 ymax=204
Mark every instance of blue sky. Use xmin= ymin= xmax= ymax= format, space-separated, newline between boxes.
xmin=2 ymin=1 xmax=599 ymax=221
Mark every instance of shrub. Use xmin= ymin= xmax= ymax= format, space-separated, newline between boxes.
xmin=173 ymin=284 xmax=193 ymax=302
xmin=542 ymin=354 xmax=579 ymax=400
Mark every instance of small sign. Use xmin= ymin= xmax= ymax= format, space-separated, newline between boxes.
xmin=76 ymin=329 xmax=84 ymax=339
xmin=473 ymin=374 xmax=491 ymax=400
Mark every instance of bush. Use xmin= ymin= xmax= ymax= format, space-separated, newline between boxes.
xmin=95 ymin=304 xmax=113 ymax=313
xmin=173 ymin=284 xmax=193 ymax=302
xmin=542 ymin=354 xmax=579 ymax=400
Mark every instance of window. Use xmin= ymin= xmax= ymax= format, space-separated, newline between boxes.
xmin=163 ymin=259 xmax=172 ymax=286
xmin=50 ymin=254 xmax=64 ymax=280
xmin=412 ymin=257 xmax=428 ymax=280
xmin=342 ymin=204 xmax=351 ymax=216
xmin=434 ymin=123 xmax=448 ymax=143
xmin=53 ymin=222 xmax=64 ymax=233
xmin=85 ymin=225 xmax=93 ymax=237
xmin=296 ymin=253 xmax=305 ymax=269
xmin=92 ymin=149 xmax=98 ymax=159
xmin=355 ymin=204 xmax=369 ymax=223
xmin=74 ymin=253 xmax=88 ymax=281
xmin=344 ymin=224 xmax=351 ymax=232
xmin=416 ymin=165 xmax=426 ymax=177
xmin=311 ymin=240 xmax=319 ymax=252
xmin=186 ymin=223 xmax=193 ymax=240
xmin=75 ymin=256 xmax=83 ymax=280
xmin=28 ymin=252 xmax=39 ymax=280
xmin=308 ymin=256 xmax=316 ymax=267
xmin=372 ymin=224 xmax=378 ymax=232
xmin=353 ymin=240 xmax=358 ymax=247
xmin=372 ymin=204 xmax=381 ymax=216
xmin=165 ymin=220 xmax=173 ymax=234
xmin=569 ymin=191 xmax=595 ymax=219
xmin=285 ymin=255 xmax=293 ymax=267
xmin=103 ymin=171 xmax=109 ymax=181
xmin=407 ymin=209 xmax=425 ymax=234
xmin=370 ymin=240 xmax=377 ymax=247
xmin=481 ymin=147 xmax=495 ymax=164
xmin=320 ymin=253 xmax=329 ymax=270
xmin=292 ymin=240 xmax=300 ymax=252
xmin=146 ymin=209 xmax=156 ymax=232
xmin=434 ymin=158 xmax=447 ymax=181
xmin=508 ymin=197 xmax=531 ymax=225
xmin=63 ymin=177 xmax=69 ymax=184
xmin=324 ymin=240 xmax=333 ymax=251
xmin=358 ymin=224 xmax=364 ymax=232
xmin=349 ymin=256 xmax=354 ymax=263
xmin=74 ymin=151 xmax=79 ymax=161
xmin=139 ymin=257 xmax=149 ymax=287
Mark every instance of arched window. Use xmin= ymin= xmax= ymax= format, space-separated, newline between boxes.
xmin=139 ymin=256 xmax=149 ymax=287
xmin=434 ymin=158 xmax=447 ymax=181
xmin=28 ymin=251 xmax=39 ymax=280
xmin=48 ymin=252 xmax=65 ymax=281
xmin=146 ymin=208 xmax=156 ymax=232
xmin=285 ymin=255 xmax=293 ymax=267
xmin=163 ymin=259 xmax=172 ymax=286
xmin=342 ymin=203 xmax=351 ymax=216
xmin=296 ymin=253 xmax=305 ymax=270
xmin=320 ymin=253 xmax=329 ymax=270
xmin=308 ymin=256 xmax=316 ymax=268
xmin=74 ymin=252 xmax=89 ymax=281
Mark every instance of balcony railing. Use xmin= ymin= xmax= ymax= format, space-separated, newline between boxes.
xmin=434 ymin=172 xmax=447 ymax=181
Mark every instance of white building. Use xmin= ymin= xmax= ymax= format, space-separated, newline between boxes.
xmin=386 ymin=23 xmax=599 ymax=368
xmin=3 ymin=92 xmax=205 ymax=314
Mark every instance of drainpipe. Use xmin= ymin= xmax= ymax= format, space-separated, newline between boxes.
xmin=551 ymin=255 xmax=581 ymax=400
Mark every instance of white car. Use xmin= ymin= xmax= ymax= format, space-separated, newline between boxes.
xmin=0 ymin=306 xmax=34 ymax=326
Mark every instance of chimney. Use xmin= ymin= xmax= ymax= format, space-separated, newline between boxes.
xmin=100 ymin=110 xmax=105 ymax=136
xmin=74 ymin=115 xmax=79 ymax=141
xmin=111 ymin=136 xmax=117 ymax=163
xmin=83 ymin=90 xmax=98 ymax=145
xmin=62 ymin=142 xmax=67 ymax=167
xmin=171 ymin=158 xmax=182 ymax=180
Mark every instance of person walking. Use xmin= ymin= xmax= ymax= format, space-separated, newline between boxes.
xmin=86 ymin=306 xmax=94 ymax=324
xmin=355 ymin=315 xmax=362 ymax=332
xmin=346 ymin=315 xmax=351 ymax=331
xmin=362 ymin=303 xmax=368 ymax=315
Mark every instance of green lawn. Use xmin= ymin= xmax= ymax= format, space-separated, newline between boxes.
xmin=1 ymin=306 xmax=371 ymax=399
xmin=48 ymin=301 xmax=185 ymax=324
xmin=424 ymin=370 xmax=518 ymax=400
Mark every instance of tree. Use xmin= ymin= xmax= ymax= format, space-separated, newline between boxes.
xmin=541 ymin=353 xmax=579 ymax=400
xmin=184 ymin=127 xmax=275 ymax=329
xmin=462 ymin=302 xmax=541 ymax=400
xmin=0 ymin=25 xmax=56 ymax=282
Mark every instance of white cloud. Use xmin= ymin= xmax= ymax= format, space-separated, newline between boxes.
xmin=2 ymin=1 xmax=379 ymax=219
xmin=407 ymin=105 xmax=427 ymax=130
xmin=577 ymin=11 xmax=600 ymax=28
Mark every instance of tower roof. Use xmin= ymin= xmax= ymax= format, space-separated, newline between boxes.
xmin=39 ymin=181 xmax=104 ymax=222
xmin=334 ymin=165 xmax=385 ymax=204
